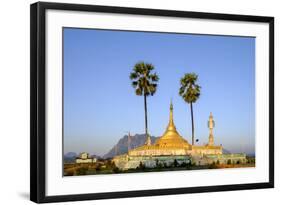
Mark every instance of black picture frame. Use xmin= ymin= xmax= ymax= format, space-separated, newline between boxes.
xmin=30 ymin=1 xmax=274 ymax=203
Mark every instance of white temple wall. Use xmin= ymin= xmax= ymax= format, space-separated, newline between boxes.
xmin=75 ymin=158 xmax=93 ymax=163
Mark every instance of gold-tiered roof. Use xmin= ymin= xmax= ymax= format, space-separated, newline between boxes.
xmin=155 ymin=102 xmax=190 ymax=149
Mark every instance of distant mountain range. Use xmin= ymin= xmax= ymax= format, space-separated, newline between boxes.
xmin=64 ymin=152 xmax=77 ymax=158
xmin=64 ymin=152 xmax=77 ymax=163
xmin=222 ymin=148 xmax=231 ymax=154
xmin=103 ymin=134 xmax=159 ymax=159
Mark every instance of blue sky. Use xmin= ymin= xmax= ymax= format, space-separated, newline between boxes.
xmin=63 ymin=28 xmax=255 ymax=156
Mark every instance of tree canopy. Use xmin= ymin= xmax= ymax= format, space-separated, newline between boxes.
xmin=179 ymin=73 xmax=201 ymax=103
xmin=130 ymin=62 xmax=159 ymax=96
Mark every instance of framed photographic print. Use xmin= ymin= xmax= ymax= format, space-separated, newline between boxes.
xmin=30 ymin=1 xmax=274 ymax=203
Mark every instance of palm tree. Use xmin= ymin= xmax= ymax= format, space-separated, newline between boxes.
xmin=129 ymin=62 xmax=159 ymax=145
xmin=179 ymin=73 xmax=201 ymax=145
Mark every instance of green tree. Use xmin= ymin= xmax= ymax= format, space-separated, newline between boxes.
xmin=227 ymin=159 xmax=232 ymax=165
xmin=155 ymin=159 xmax=159 ymax=167
xmin=179 ymin=73 xmax=201 ymax=145
xmin=174 ymin=159 xmax=179 ymax=167
xmin=130 ymin=62 xmax=159 ymax=145
xmin=138 ymin=161 xmax=146 ymax=170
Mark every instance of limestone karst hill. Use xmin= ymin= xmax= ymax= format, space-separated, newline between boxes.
xmin=103 ymin=134 xmax=159 ymax=159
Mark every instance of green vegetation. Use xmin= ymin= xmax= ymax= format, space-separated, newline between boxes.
xmin=137 ymin=161 xmax=146 ymax=170
xmin=130 ymin=62 xmax=159 ymax=144
xmin=76 ymin=167 xmax=88 ymax=175
xmin=64 ymin=160 xmax=120 ymax=176
xmin=179 ymin=73 xmax=201 ymax=145
xmin=247 ymin=156 xmax=255 ymax=164
xmin=173 ymin=159 xmax=179 ymax=167
xmin=64 ymin=157 xmax=255 ymax=176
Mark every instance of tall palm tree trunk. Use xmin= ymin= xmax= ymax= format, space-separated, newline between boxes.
xmin=190 ymin=102 xmax=195 ymax=145
xmin=144 ymin=94 xmax=148 ymax=139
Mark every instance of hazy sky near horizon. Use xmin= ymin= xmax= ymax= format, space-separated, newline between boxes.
xmin=63 ymin=28 xmax=255 ymax=156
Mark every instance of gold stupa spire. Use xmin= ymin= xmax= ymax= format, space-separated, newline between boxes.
xmin=167 ymin=100 xmax=176 ymax=131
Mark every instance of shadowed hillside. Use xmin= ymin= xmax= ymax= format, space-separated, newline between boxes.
xmin=103 ymin=134 xmax=159 ymax=159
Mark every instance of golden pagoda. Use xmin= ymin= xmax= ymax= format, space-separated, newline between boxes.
xmin=154 ymin=102 xmax=190 ymax=149
xmin=111 ymin=102 xmax=246 ymax=171
xmin=128 ymin=101 xmax=190 ymax=156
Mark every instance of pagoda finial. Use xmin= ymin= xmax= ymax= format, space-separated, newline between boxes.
xmin=169 ymin=99 xmax=173 ymax=121
xmin=166 ymin=99 xmax=177 ymax=132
